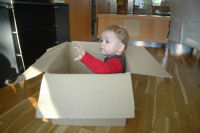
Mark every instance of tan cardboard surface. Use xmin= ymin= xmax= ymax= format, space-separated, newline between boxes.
xmin=14 ymin=43 xmax=67 ymax=83
xmin=52 ymin=119 xmax=126 ymax=126
xmin=36 ymin=73 xmax=135 ymax=119
xmin=125 ymin=44 xmax=172 ymax=78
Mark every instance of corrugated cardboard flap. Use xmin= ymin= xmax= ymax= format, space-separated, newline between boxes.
xmin=125 ymin=44 xmax=172 ymax=78
xmin=36 ymin=73 xmax=135 ymax=119
xmin=14 ymin=43 xmax=68 ymax=84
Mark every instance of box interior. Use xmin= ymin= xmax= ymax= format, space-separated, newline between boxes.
xmin=46 ymin=41 xmax=172 ymax=78
xmin=47 ymin=42 xmax=105 ymax=74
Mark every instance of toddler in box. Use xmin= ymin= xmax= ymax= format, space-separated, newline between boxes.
xmin=74 ymin=25 xmax=129 ymax=74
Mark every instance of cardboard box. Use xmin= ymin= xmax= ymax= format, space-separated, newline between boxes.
xmin=15 ymin=41 xmax=171 ymax=126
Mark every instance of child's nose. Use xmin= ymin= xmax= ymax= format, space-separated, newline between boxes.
xmin=100 ymin=42 xmax=104 ymax=47
xmin=100 ymin=41 xmax=105 ymax=47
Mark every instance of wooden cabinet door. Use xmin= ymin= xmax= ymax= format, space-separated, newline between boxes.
xmin=69 ymin=0 xmax=92 ymax=41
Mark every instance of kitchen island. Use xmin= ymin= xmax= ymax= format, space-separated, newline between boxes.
xmin=97 ymin=14 xmax=170 ymax=43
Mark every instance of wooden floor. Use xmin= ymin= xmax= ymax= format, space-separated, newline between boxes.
xmin=0 ymin=47 xmax=200 ymax=133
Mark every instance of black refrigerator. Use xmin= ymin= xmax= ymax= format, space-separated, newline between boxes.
xmin=0 ymin=0 xmax=70 ymax=87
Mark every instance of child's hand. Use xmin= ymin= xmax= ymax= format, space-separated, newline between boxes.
xmin=74 ymin=43 xmax=85 ymax=61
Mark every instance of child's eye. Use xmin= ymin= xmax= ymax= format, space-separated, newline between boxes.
xmin=106 ymin=40 xmax=109 ymax=43
xmin=99 ymin=39 xmax=103 ymax=42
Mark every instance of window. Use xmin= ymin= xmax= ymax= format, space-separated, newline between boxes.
xmin=134 ymin=0 xmax=147 ymax=8
xmin=153 ymin=0 xmax=162 ymax=6
xmin=134 ymin=0 xmax=165 ymax=8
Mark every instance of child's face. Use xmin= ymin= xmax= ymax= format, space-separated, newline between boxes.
xmin=100 ymin=31 xmax=122 ymax=56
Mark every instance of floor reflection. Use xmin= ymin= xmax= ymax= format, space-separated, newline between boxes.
xmin=129 ymin=40 xmax=194 ymax=56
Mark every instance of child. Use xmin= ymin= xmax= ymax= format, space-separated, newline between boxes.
xmin=74 ymin=25 xmax=129 ymax=74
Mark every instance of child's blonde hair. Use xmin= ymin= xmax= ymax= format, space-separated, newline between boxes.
xmin=101 ymin=25 xmax=129 ymax=49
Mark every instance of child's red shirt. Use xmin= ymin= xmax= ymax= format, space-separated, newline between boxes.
xmin=80 ymin=52 xmax=126 ymax=74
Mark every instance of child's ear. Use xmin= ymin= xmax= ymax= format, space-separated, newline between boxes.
xmin=117 ymin=43 xmax=125 ymax=55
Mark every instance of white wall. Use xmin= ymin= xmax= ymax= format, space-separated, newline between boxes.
xmin=168 ymin=0 xmax=200 ymax=49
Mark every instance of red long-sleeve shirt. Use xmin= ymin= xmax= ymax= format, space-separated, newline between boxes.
xmin=80 ymin=52 xmax=123 ymax=74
